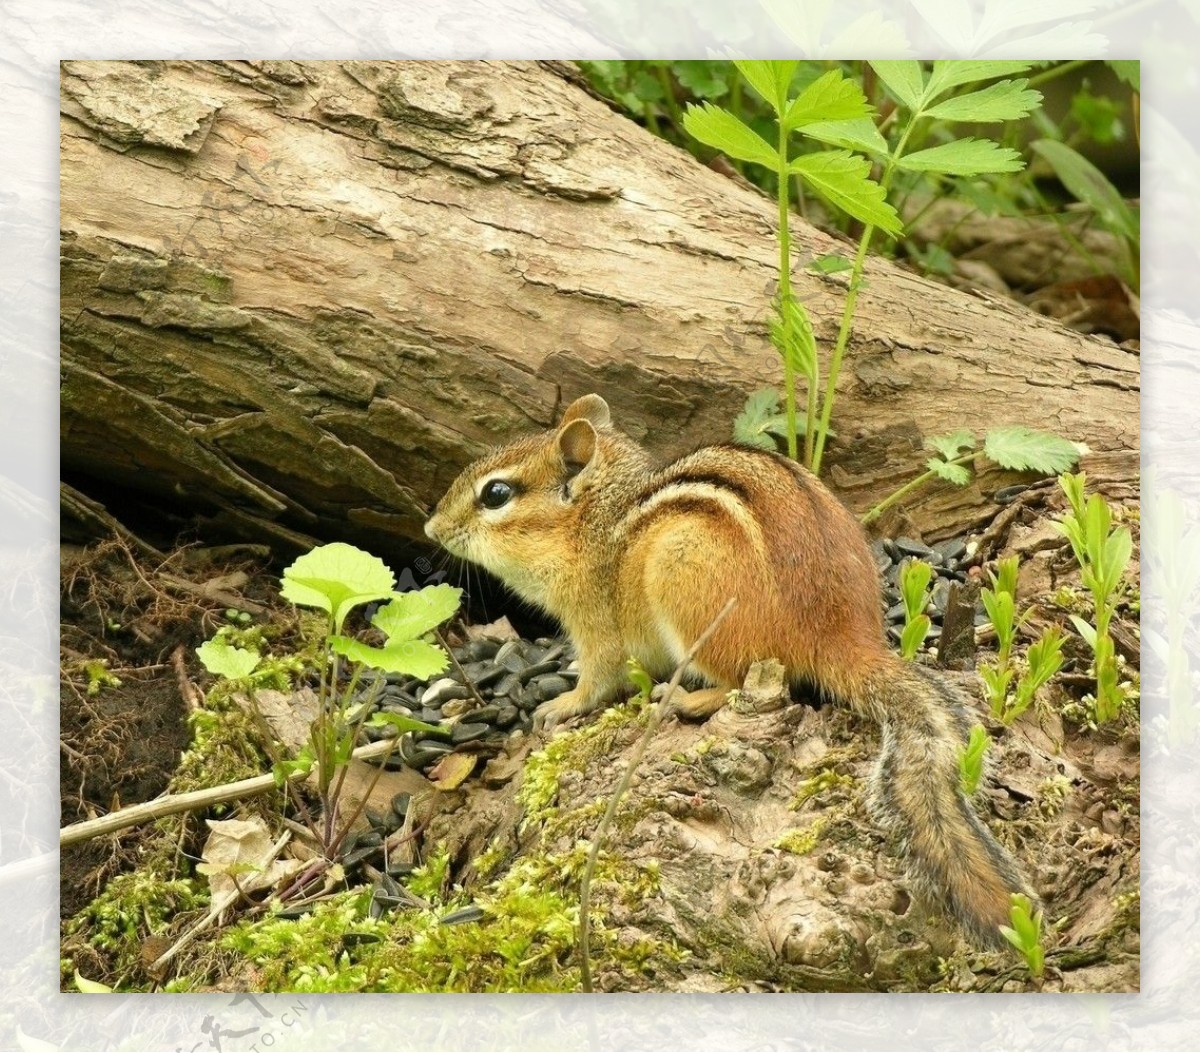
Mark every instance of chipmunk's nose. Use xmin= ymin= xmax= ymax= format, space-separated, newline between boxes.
xmin=424 ymin=512 xmax=441 ymax=542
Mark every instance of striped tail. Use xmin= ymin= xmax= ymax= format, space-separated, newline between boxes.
xmin=857 ymin=659 xmax=1030 ymax=945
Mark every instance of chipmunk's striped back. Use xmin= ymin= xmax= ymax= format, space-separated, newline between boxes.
xmin=426 ymin=394 xmax=1032 ymax=945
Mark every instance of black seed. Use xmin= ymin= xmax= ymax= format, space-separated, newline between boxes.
xmin=519 ymin=660 xmax=561 ymax=684
xmin=440 ymin=905 xmax=486 ymax=926
xmin=885 ymin=602 xmax=907 ymax=624
xmin=494 ymin=672 xmax=521 ymax=698
xmin=391 ymin=792 xmax=411 ymax=819
xmin=532 ymin=674 xmax=571 ymax=701
xmin=451 ymin=722 xmax=491 ymax=744
xmin=495 ymin=704 xmax=518 ymax=728
xmin=935 ymin=538 xmax=967 ymax=562
xmin=464 ymin=638 xmax=501 ymax=662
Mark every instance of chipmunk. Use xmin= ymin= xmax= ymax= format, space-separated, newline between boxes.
xmin=425 ymin=393 xmax=1031 ymax=945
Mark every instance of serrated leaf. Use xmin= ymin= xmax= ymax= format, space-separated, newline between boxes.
xmin=925 ymin=61 xmax=1035 ymax=100
xmin=683 ymin=102 xmax=780 ymax=171
xmin=1030 ymin=139 xmax=1140 ymax=244
xmin=808 ymin=253 xmax=854 ymax=275
xmin=281 ymin=542 xmax=396 ymax=633
xmin=369 ymin=711 xmax=450 ymax=737
xmin=329 ymin=635 xmax=450 ymax=680
xmin=926 ymin=458 xmax=972 ymax=486
xmin=1108 ymin=60 xmax=1139 ymax=92
xmin=788 ymin=151 xmax=903 ymax=235
xmin=984 ymin=426 xmax=1080 ymax=474
xmin=196 ymin=639 xmax=262 ymax=680
xmin=802 ymin=117 xmax=890 ymax=159
xmin=925 ymin=80 xmax=1042 ymax=123
xmin=926 ymin=429 xmax=977 ymax=460
xmin=373 ymin=584 xmax=462 ymax=643
xmin=783 ymin=69 xmax=870 ymax=130
xmin=870 ymin=60 xmax=925 ymax=110
xmin=733 ymin=59 xmax=795 ymax=114
xmin=897 ymin=138 xmax=1024 ymax=176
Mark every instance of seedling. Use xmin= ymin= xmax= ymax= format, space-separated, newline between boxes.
xmin=197 ymin=542 xmax=462 ymax=870
xmin=979 ymin=556 xmax=1067 ymax=725
xmin=958 ymin=724 xmax=990 ymax=796
xmin=1054 ymin=473 xmax=1134 ymax=723
xmin=999 ymin=892 xmax=1045 ymax=980
xmin=897 ymin=558 xmax=933 ymax=660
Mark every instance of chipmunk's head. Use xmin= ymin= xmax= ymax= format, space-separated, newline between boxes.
xmin=425 ymin=394 xmax=641 ymax=606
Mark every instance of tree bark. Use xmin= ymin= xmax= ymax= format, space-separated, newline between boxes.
xmin=60 ymin=59 xmax=1139 ymax=554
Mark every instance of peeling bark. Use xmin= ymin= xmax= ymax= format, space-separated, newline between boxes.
xmin=60 ymin=59 xmax=1140 ymax=554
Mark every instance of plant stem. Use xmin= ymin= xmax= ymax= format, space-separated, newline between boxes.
xmin=1026 ymin=59 xmax=1093 ymax=89
xmin=811 ymin=115 xmax=919 ymax=476
xmin=776 ymin=118 xmax=800 ymax=462
xmin=656 ymin=64 xmax=684 ymax=131
xmin=861 ymin=450 xmax=980 ymax=525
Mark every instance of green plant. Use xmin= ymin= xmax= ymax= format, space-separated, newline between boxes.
xmin=1054 ymin=473 xmax=1134 ymax=723
xmin=958 ymin=724 xmax=990 ymax=796
xmin=684 ymin=61 xmax=901 ymax=465
xmin=999 ymin=893 xmax=1045 ymax=980
xmin=197 ymin=542 xmax=462 ymax=873
xmin=863 ymin=426 xmax=1080 ymax=525
xmin=978 ymin=556 xmax=1065 ymax=725
xmin=897 ymin=558 xmax=933 ymax=659
xmin=979 ymin=556 xmax=1020 ymax=713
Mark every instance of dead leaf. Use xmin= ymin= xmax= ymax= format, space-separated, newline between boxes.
xmin=464 ymin=617 xmax=519 ymax=642
xmin=197 ymin=817 xmax=302 ymax=901
xmin=236 ymin=688 xmax=319 ymax=753
xmin=428 ymin=751 xmax=476 ymax=790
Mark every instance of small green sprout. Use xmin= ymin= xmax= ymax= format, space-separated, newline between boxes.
xmin=1055 ymin=472 xmax=1134 ymax=722
xmin=1006 ymin=627 xmax=1066 ymax=725
xmin=958 ymin=724 xmax=990 ymax=796
xmin=898 ymin=558 xmax=933 ymax=660
xmin=999 ymin=892 xmax=1045 ymax=980
xmin=84 ymin=659 xmax=121 ymax=697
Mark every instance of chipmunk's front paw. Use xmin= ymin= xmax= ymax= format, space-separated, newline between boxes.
xmin=652 ymin=684 xmax=733 ymax=720
xmin=533 ymin=688 xmax=603 ymax=734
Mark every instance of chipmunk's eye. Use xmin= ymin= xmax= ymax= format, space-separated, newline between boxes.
xmin=479 ymin=479 xmax=514 ymax=509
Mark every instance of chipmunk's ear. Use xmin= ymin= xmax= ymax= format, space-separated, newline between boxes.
xmin=560 ymin=394 xmax=611 ymax=430
xmin=557 ymin=418 xmax=599 ymax=483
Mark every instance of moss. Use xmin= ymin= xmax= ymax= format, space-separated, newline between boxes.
xmin=772 ymin=817 xmax=830 ymax=855
xmin=789 ymin=768 xmax=856 ymax=810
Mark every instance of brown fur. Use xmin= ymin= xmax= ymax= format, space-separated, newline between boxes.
xmin=425 ymin=394 xmax=1031 ymax=945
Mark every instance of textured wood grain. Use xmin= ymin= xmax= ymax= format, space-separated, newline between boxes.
xmin=60 ymin=59 xmax=1139 ymax=554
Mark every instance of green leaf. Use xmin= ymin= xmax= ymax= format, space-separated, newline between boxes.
xmin=925 ymin=61 xmax=1035 ymax=100
xmin=897 ymin=138 xmax=1024 ymax=176
xmin=926 ymin=458 xmax=972 ymax=486
xmin=783 ymin=69 xmax=870 ymax=130
xmin=74 ymin=970 xmax=114 ymax=993
xmin=373 ymin=584 xmax=463 ymax=643
xmin=807 ymin=253 xmax=854 ymax=275
xmin=1070 ymin=615 xmax=1098 ymax=648
xmin=788 ymin=151 xmax=903 ymax=236
xmin=899 ymin=558 xmax=933 ymax=613
xmin=900 ymin=615 xmax=931 ymax=660
xmin=672 ymin=61 xmax=729 ymax=100
xmin=984 ymin=427 xmax=1080 ymax=474
xmin=733 ymin=388 xmax=782 ymax=449
xmin=1107 ymin=60 xmax=1139 ymax=92
xmin=280 ymin=542 xmax=396 ymax=634
xmin=683 ymin=102 xmax=780 ymax=171
xmin=1030 ymin=139 xmax=1140 ymax=244
xmin=802 ymin=117 xmax=890 ymax=159
xmin=770 ymin=296 xmax=818 ymax=382
xmin=369 ymin=711 xmax=451 ymax=738
xmin=273 ymin=746 xmax=314 ymax=788
xmin=958 ymin=724 xmax=990 ymax=796
xmin=926 ymin=429 xmax=977 ymax=461
xmin=196 ymin=639 xmax=262 ymax=680
xmin=733 ymin=59 xmax=796 ymax=114
xmin=925 ymin=80 xmax=1042 ymax=122
xmin=870 ymin=60 xmax=925 ymax=110
xmin=329 ymin=635 xmax=450 ymax=680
